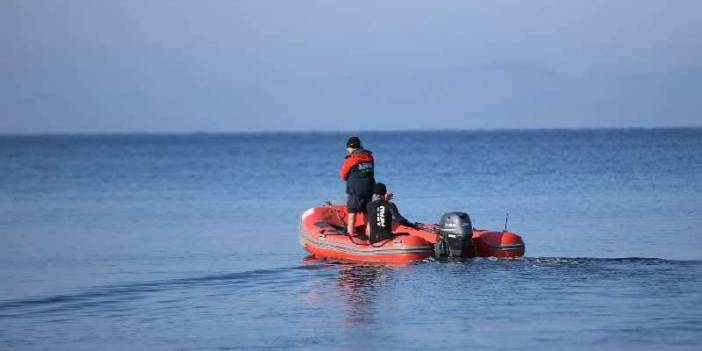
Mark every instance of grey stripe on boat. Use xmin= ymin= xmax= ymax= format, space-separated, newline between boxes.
xmin=300 ymin=235 xmax=433 ymax=256
xmin=491 ymin=244 xmax=525 ymax=251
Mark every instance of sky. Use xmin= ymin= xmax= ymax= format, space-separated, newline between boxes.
xmin=1 ymin=0 xmax=701 ymax=133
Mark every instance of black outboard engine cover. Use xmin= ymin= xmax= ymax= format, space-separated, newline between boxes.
xmin=437 ymin=212 xmax=475 ymax=258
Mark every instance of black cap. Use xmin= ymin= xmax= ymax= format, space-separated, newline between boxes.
xmin=374 ymin=182 xmax=387 ymax=195
xmin=346 ymin=136 xmax=361 ymax=148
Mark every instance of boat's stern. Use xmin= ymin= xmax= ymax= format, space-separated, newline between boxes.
xmin=473 ymin=230 xmax=525 ymax=258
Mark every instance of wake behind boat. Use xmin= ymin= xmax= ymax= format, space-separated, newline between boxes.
xmin=300 ymin=204 xmax=525 ymax=263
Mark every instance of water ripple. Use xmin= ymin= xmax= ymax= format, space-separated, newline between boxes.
xmin=0 ymin=264 xmax=330 ymax=319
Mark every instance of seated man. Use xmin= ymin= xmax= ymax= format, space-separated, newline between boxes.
xmin=365 ymin=182 xmax=416 ymax=244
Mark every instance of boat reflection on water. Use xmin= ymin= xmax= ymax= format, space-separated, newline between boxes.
xmin=303 ymin=255 xmax=398 ymax=325
xmin=336 ymin=263 xmax=392 ymax=325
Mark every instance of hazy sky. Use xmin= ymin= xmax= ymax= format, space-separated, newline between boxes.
xmin=1 ymin=0 xmax=701 ymax=133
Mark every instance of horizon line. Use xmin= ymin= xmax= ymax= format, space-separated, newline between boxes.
xmin=1 ymin=125 xmax=701 ymax=137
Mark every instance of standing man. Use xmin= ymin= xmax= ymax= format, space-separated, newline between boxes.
xmin=340 ymin=136 xmax=375 ymax=235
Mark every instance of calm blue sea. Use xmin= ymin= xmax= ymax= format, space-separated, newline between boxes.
xmin=1 ymin=129 xmax=701 ymax=350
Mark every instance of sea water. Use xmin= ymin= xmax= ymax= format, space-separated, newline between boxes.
xmin=1 ymin=129 xmax=701 ymax=350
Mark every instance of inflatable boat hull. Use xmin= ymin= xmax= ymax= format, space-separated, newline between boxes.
xmin=299 ymin=205 xmax=525 ymax=263
xmin=300 ymin=206 xmax=434 ymax=263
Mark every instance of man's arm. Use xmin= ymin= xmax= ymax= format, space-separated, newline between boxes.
xmin=389 ymin=202 xmax=412 ymax=227
xmin=340 ymin=156 xmax=356 ymax=180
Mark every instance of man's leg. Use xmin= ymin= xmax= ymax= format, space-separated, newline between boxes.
xmin=346 ymin=194 xmax=358 ymax=235
xmin=347 ymin=212 xmax=356 ymax=235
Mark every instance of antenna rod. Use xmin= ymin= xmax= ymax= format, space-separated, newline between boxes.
xmin=504 ymin=213 xmax=509 ymax=232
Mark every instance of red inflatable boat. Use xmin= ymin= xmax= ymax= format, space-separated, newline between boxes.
xmin=300 ymin=204 xmax=525 ymax=263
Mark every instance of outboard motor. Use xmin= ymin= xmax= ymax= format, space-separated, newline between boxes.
xmin=435 ymin=212 xmax=475 ymax=258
